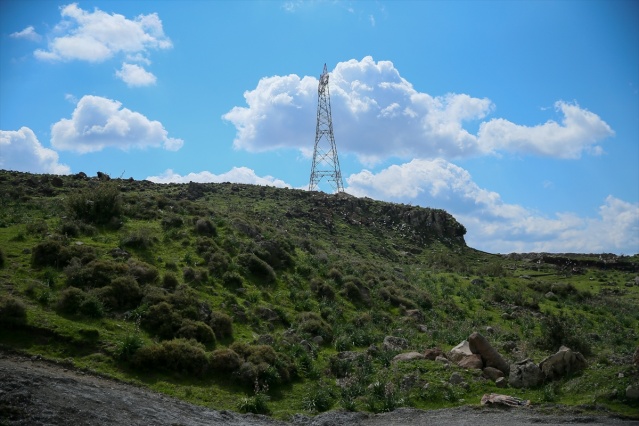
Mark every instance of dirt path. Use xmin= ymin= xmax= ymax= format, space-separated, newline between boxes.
xmin=1 ymin=352 xmax=637 ymax=426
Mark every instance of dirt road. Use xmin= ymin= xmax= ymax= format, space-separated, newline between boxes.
xmin=1 ymin=352 xmax=637 ymax=426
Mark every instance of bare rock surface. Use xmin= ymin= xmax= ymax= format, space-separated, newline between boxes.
xmin=468 ymin=332 xmax=510 ymax=375
xmin=539 ymin=346 xmax=587 ymax=380
xmin=1 ymin=352 xmax=636 ymax=426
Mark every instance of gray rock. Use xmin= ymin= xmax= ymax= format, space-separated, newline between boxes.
xmin=449 ymin=372 xmax=463 ymax=385
xmin=405 ymin=309 xmax=424 ymax=322
xmin=509 ymin=359 xmax=543 ymax=388
xmin=495 ymin=377 xmax=508 ymax=388
xmin=626 ymin=385 xmax=639 ymax=400
xmin=312 ymin=335 xmax=324 ymax=346
xmin=424 ymin=347 xmax=444 ymax=360
xmin=468 ymin=332 xmax=510 ymax=375
xmin=393 ymin=352 xmax=426 ymax=363
xmin=448 ymin=340 xmax=472 ymax=363
xmin=383 ymin=336 xmax=409 ymax=351
xmin=435 ymin=355 xmax=450 ymax=364
xmin=539 ymin=346 xmax=587 ymax=380
xmin=458 ymin=354 xmax=483 ymax=370
xmin=483 ymin=367 xmax=505 ymax=382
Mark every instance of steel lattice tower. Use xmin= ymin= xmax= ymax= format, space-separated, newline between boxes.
xmin=309 ymin=64 xmax=344 ymax=193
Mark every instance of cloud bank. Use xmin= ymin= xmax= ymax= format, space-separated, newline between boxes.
xmin=223 ymin=56 xmax=614 ymax=164
xmin=34 ymin=3 xmax=170 ymax=86
xmin=0 ymin=127 xmax=70 ymax=174
xmin=51 ymin=95 xmax=183 ymax=153
xmin=146 ymin=168 xmax=291 ymax=188
xmin=346 ymin=159 xmax=638 ymax=254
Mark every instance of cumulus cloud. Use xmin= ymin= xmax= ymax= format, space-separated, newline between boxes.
xmin=477 ymin=101 xmax=614 ymax=158
xmin=223 ymin=56 xmax=613 ymax=164
xmin=35 ymin=3 xmax=171 ymax=62
xmin=51 ymin=95 xmax=183 ymax=153
xmin=115 ymin=63 xmax=157 ymax=87
xmin=146 ymin=168 xmax=291 ymax=188
xmin=0 ymin=127 xmax=70 ymax=174
xmin=10 ymin=26 xmax=42 ymax=42
xmin=345 ymin=159 xmax=638 ymax=254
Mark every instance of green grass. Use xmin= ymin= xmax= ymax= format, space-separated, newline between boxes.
xmin=0 ymin=170 xmax=637 ymax=420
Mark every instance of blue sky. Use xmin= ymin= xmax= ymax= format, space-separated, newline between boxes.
xmin=1 ymin=0 xmax=638 ymax=254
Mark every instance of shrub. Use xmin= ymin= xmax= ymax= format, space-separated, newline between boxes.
xmin=183 ymin=267 xmax=208 ymax=285
xmin=31 ymin=241 xmax=63 ymax=268
xmin=195 ymin=218 xmax=216 ymax=236
xmin=536 ymin=313 xmax=591 ymax=355
xmin=208 ymin=252 xmax=230 ymax=275
xmin=116 ymin=333 xmax=144 ymax=361
xmin=209 ymin=311 xmax=233 ymax=340
xmin=236 ymin=391 xmax=270 ymax=415
xmin=176 ymin=319 xmax=216 ymax=345
xmin=161 ymin=214 xmax=184 ymax=230
xmin=222 ymin=271 xmax=243 ymax=288
xmin=162 ymin=272 xmax=179 ymax=290
xmin=65 ymin=259 xmax=129 ymax=289
xmin=297 ymin=312 xmax=333 ymax=341
xmin=101 ymin=276 xmax=142 ymax=311
xmin=210 ymin=348 xmax=242 ymax=372
xmin=238 ymin=253 xmax=276 ymax=284
xmin=56 ymin=287 xmax=86 ymax=315
xmin=0 ymin=295 xmax=27 ymax=326
xmin=302 ymin=384 xmax=335 ymax=413
xmin=141 ymin=301 xmax=183 ymax=340
xmin=79 ymin=293 xmax=104 ymax=318
xmin=67 ymin=183 xmax=122 ymax=225
xmin=128 ymin=261 xmax=159 ymax=285
xmin=132 ymin=338 xmax=210 ymax=376
xmin=121 ymin=227 xmax=157 ymax=250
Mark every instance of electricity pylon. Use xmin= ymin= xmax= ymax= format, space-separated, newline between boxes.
xmin=309 ymin=64 xmax=344 ymax=193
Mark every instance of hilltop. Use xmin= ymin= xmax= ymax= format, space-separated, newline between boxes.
xmin=0 ymin=170 xmax=637 ymax=422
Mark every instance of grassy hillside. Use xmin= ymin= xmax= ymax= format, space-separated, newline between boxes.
xmin=0 ymin=170 xmax=637 ymax=418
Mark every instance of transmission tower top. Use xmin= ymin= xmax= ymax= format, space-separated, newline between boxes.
xmin=309 ymin=63 xmax=344 ymax=193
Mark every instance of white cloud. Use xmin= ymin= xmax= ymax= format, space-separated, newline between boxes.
xmin=345 ymin=159 xmax=639 ymax=254
xmin=115 ymin=63 xmax=157 ymax=87
xmin=51 ymin=95 xmax=183 ymax=153
xmin=35 ymin=3 xmax=172 ymax=63
xmin=146 ymin=168 xmax=291 ymax=188
xmin=477 ymin=101 xmax=614 ymax=158
xmin=10 ymin=26 xmax=42 ymax=42
xmin=223 ymin=56 xmax=613 ymax=164
xmin=0 ymin=127 xmax=70 ymax=174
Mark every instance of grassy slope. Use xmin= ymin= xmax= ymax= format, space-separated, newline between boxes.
xmin=0 ymin=170 xmax=637 ymax=419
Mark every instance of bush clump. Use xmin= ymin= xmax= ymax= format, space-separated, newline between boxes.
xmin=210 ymin=348 xmax=242 ymax=372
xmin=64 ymin=259 xmax=129 ymax=289
xmin=99 ymin=276 xmax=142 ymax=311
xmin=132 ymin=338 xmax=210 ymax=376
xmin=209 ymin=311 xmax=233 ymax=340
xmin=194 ymin=218 xmax=216 ymax=236
xmin=176 ymin=319 xmax=216 ymax=345
xmin=141 ymin=301 xmax=183 ymax=340
xmin=297 ymin=312 xmax=333 ymax=341
xmin=0 ymin=295 xmax=27 ymax=326
xmin=55 ymin=287 xmax=103 ymax=318
xmin=238 ymin=253 xmax=276 ymax=284
xmin=67 ymin=183 xmax=122 ymax=225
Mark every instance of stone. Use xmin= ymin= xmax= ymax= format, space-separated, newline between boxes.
xmin=448 ymin=340 xmax=473 ymax=363
xmin=495 ymin=377 xmax=507 ymax=388
xmin=383 ymin=336 xmax=409 ymax=351
xmin=405 ymin=309 xmax=424 ymax=322
xmin=545 ymin=291 xmax=557 ymax=299
xmin=449 ymin=372 xmax=463 ymax=385
xmin=435 ymin=355 xmax=450 ymax=364
xmin=392 ymin=352 xmax=426 ymax=363
xmin=626 ymin=385 xmax=639 ymax=400
xmin=539 ymin=346 xmax=587 ymax=380
xmin=256 ymin=334 xmax=274 ymax=345
xmin=485 ymin=326 xmax=494 ymax=334
xmin=417 ymin=324 xmax=429 ymax=333
xmin=509 ymin=359 xmax=543 ymax=388
xmin=458 ymin=354 xmax=483 ymax=370
xmin=468 ymin=332 xmax=510 ymax=375
xmin=312 ymin=335 xmax=324 ymax=346
xmin=483 ymin=367 xmax=505 ymax=382
xmin=424 ymin=347 xmax=444 ymax=360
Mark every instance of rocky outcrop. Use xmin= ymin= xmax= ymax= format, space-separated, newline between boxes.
xmin=468 ymin=332 xmax=510 ymax=375
xmin=539 ymin=346 xmax=587 ymax=380
xmin=509 ymin=359 xmax=543 ymax=388
xmin=383 ymin=336 xmax=408 ymax=351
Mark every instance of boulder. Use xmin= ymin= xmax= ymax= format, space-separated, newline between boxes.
xmin=468 ymin=332 xmax=510 ymax=375
xmin=458 ymin=354 xmax=483 ymax=370
xmin=482 ymin=367 xmax=504 ymax=382
xmin=509 ymin=359 xmax=543 ymax=388
xmin=435 ymin=355 xmax=450 ymax=364
xmin=539 ymin=346 xmax=587 ymax=380
xmin=424 ymin=347 xmax=444 ymax=360
xmin=448 ymin=340 xmax=473 ymax=363
xmin=405 ymin=309 xmax=424 ymax=322
xmin=449 ymin=372 xmax=463 ymax=385
xmin=626 ymin=385 xmax=639 ymax=400
xmin=392 ymin=352 xmax=426 ymax=363
xmin=495 ymin=377 xmax=508 ymax=388
xmin=383 ymin=336 xmax=409 ymax=351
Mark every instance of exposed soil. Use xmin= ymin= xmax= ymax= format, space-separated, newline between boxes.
xmin=1 ymin=351 xmax=637 ymax=426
